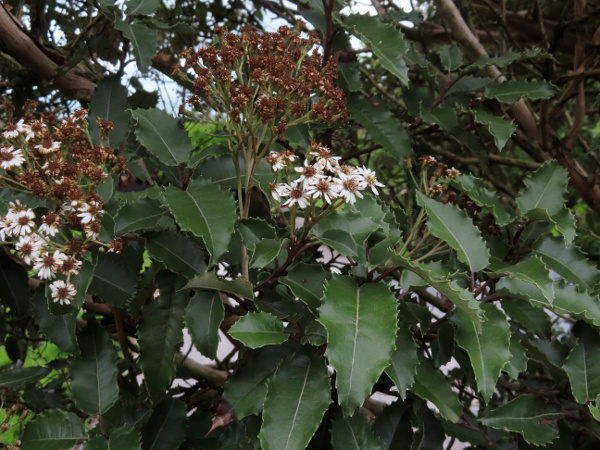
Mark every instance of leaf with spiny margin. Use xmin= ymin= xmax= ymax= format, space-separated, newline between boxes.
xmin=452 ymin=303 xmax=511 ymax=402
xmin=32 ymin=290 xmax=79 ymax=355
xmin=281 ymin=263 xmax=331 ymax=315
xmin=88 ymin=76 xmax=129 ymax=148
xmin=114 ymin=197 xmax=170 ymax=235
xmin=550 ymin=207 xmax=576 ymax=245
xmin=385 ymin=324 xmax=419 ymax=400
xmin=411 ymin=355 xmax=463 ymax=423
xmin=517 ymin=160 xmax=568 ymax=217
xmin=88 ymin=255 xmax=138 ymax=308
xmin=491 ymin=256 xmax=554 ymax=305
xmin=420 ymin=104 xmax=458 ymax=131
xmin=84 ymin=426 xmax=142 ymax=450
xmin=313 ymin=209 xmax=381 ymax=245
xmin=563 ymin=326 xmax=600 ymax=404
xmin=0 ymin=367 xmax=50 ymax=390
xmin=140 ymin=397 xmax=187 ymax=450
xmin=589 ymin=397 xmax=600 ymax=422
xmin=533 ymin=235 xmax=600 ymax=291
xmin=471 ymin=110 xmax=516 ymax=150
xmin=184 ymin=291 xmax=224 ymax=359
xmin=198 ymin=155 xmax=273 ymax=190
xmin=223 ymin=342 xmax=299 ymax=418
xmin=184 ymin=271 xmax=254 ymax=300
xmin=238 ymin=218 xmax=276 ymax=251
xmin=481 ymin=395 xmax=561 ymax=445
xmin=250 ymin=238 xmax=287 ymax=268
xmin=342 ymin=14 xmax=408 ymax=83
xmin=21 ymin=411 xmax=86 ymax=450
xmin=260 ymin=352 xmax=331 ymax=450
xmin=330 ymin=411 xmax=385 ymax=450
xmin=125 ymin=0 xmax=160 ymax=16
xmin=503 ymin=336 xmax=529 ymax=379
xmin=467 ymin=49 xmax=544 ymax=70
xmin=416 ymin=192 xmax=490 ymax=271
xmin=318 ymin=275 xmax=398 ymax=416
xmin=449 ymin=175 xmax=512 ymax=226
xmin=553 ymin=282 xmax=600 ymax=327
xmin=501 ymin=299 xmax=551 ymax=338
xmin=312 ymin=229 xmax=357 ymax=258
xmin=115 ymin=20 xmax=157 ymax=73
xmin=389 ymin=254 xmax=483 ymax=331
xmin=485 ymin=80 xmax=556 ymax=104
xmin=162 ymin=181 xmax=236 ymax=266
xmin=138 ymin=273 xmax=188 ymax=399
xmin=438 ymin=44 xmax=462 ymax=71
xmin=229 ymin=312 xmax=288 ymax=348
xmin=146 ymin=231 xmax=206 ymax=278
xmin=70 ymin=318 xmax=119 ymax=415
xmin=347 ymin=95 xmax=412 ymax=162
xmin=131 ymin=108 xmax=192 ymax=166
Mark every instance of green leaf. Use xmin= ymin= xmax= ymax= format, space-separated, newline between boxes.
xmin=416 ymin=192 xmax=490 ymax=271
xmin=115 ymin=21 xmax=157 ymax=72
xmin=281 ymin=263 xmax=331 ymax=315
xmin=485 ymin=80 xmax=556 ymax=103
xmin=184 ymin=291 xmax=224 ymax=359
xmin=452 ymin=303 xmax=511 ymax=402
xmin=0 ymin=367 xmax=50 ymax=390
xmin=126 ymin=0 xmax=161 ymax=16
xmin=131 ymin=108 xmax=192 ymax=166
xmin=501 ymin=299 xmax=551 ymax=338
xmin=162 ymin=181 xmax=236 ymax=265
xmin=533 ymin=235 xmax=600 ymax=291
xmin=563 ymin=326 xmax=600 ymax=403
xmin=21 ymin=411 xmax=86 ymax=450
xmin=138 ymin=273 xmax=188 ymax=398
xmin=89 ymin=255 xmax=138 ymax=307
xmin=229 ymin=312 xmax=288 ymax=348
xmin=411 ymin=355 xmax=463 ymax=423
xmin=260 ymin=352 xmax=331 ymax=450
xmin=32 ymin=290 xmax=79 ymax=355
xmin=311 ymin=229 xmax=357 ymax=258
xmin=223 ymin=344 xmax=298 ymax=419
xmin=238 ymin=218 xmax=276 ymax=251
xmin=0 ymin=250 xmax=31 ymax=319
xmin=468 ymin=49 xmax=544 ymax=70
xmin=517 ymin=160 xmax=568 ymax=217
xmin=471 ymin=110 xmax=516 ymax=150
xmin=250 ymin=238 xmax=287 ymax=268
xmin=449 ymin=175 xmax=512 ymax=226
xmin=84 ymin=426 xmax=143 ymax=450
xmin=549 ymin=207 xmax=576 ymax=245
xmin=70 ymin=318 xmax=119 ymax=415
xmin=385 ymin=324 xmax=419 ymax=400
xmin=140 ymin=398 xmax=187 ymax=450
xmin=330 ymin=411 xmax=385 ymax=450
xmin=198 ymin=155 xmax=273 ymax=190
xmin=89 ymin=76 xmax=130 ymax=148
xmin=343 ymin=13 xmax=408 ymax=83
xmin=347 ymin=95 xmax=412 ymax=162
xmin=184 ymin=271 xmax=254 ymax=300
xmin=318 ymin=275 xmax=398 ymax=416
xmin=438 ymin=44 xmax=462 ymax=71
xmin=146 ymin=231 xmax=207 ymax=278
xmin=114 ymin=197 xmax=169 ymax=235
xmin=504 ymin=336 xmax=529 ymax=379
xmin=492 ymin=256 xmax=554 ymax=305
xmin=312 ymin=210 xmax=381 ymax=245
xmin=481 ymin=395 xmax=561 ymax=445
xmin=553 ymin=281 xmax=600 ymax=327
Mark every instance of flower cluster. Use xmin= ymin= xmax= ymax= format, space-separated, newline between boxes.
xmin=0 ymin=104 xmax=125 ymax=305
xmin=178 ymin=21 xmax=347 ymax=130
xmin=267 ymin=141 xmax=384 ymax=209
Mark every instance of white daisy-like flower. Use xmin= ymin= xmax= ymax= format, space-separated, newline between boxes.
xmin=38 ymin=213 xmax=61 ymax=236
xmin=5 ymin=200 xmax=25 ymax=222
xmin=8 ymin=209 xmax=36 ymax=236
xmin=0 ymin=217 xmax=8 ymax=242
xmin=283 ymin=181 xmax=311 ymax=209
xmin=33 ymin=250 xmax=67 ymax=280
xmin=60 ymin=201 xmax=76 ymax=214
xmin=49 ymin=280 xmax=77 ymax=306
xmin=333 ymin=172 xmax=366 ymax=205
xmin=269 ymin=182 xmax=292 ymax=201
xmin=294 ymin=159 xmax=324 ymax=186
xmin=59 ymin=256 xmax=82 ymax=275
xmin=309 ymin=143 xmax=341 ymax=172
xmin=355 ymin=166 xmax=385 ymax=195
xmin=0 ymin=146 xmax=26 ymax=170
xmin=15 ymin=235 xmax=45 ymax=265
xmin=34 ymin=141 xmax=60 ymax=154
xmin=304 ymin=178 xmax=339 ymax=204
xmin=84 ymin=222 xmax=100 ymax=240
xmin=2 ymin=119 xmax=26 ymax=139
xmin=77 ymin=201 xmax=104 ymax=224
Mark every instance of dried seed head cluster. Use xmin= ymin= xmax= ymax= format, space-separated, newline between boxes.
xmin=267 ymin=141 xmax=384 ymax=210
xmin=0 ymin=104 xmax=126 ymax=305
xmin=178 ymin=21 xmax=348 ymax=129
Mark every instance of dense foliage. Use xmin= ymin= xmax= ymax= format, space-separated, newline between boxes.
xmin=1 ymin=0 xmax=600 ymax=448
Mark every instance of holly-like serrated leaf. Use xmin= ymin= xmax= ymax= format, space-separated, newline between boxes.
xmin=88 ymin=255 xmax=138 ymax=307
xmin=411 ymin=355 xmax=463 ymax=423
xmin=553 ymin=282 xmax=600 ymax=327
xmin=89 ymin=76 xmax=129 ymax=148
xmin=311 ymin=229 xmax=357 ymax=257
xmin=416 ymin=192 xmax=490 ymax=271
xmin=114 ymin=197 xmax=169 ymax=235
xmin=138 ymin=273 xmax=188 ymax=398
xmin=198 ymin=155 xmax=273 ymax=189
xmin=563 ymin=326 xmax=600 ymax=404
xmin=140 ymin=397 xmax=187 ymax=450
xmin=533 ymin=235 xmax=600 ymax=291
xmin=347 ymin=95 xmax=412 ymax=162
xmin=21 ymin=411 xmax=86 ymax=450
xmin=481 ymin=395 xmax=562 ymax=445
xmin=260 ymin=352 xmax=331 ymax=450
xmin=126 ymin=0 xmax=161 ymax=16
xmin=115 ymin=20 xmax=157 ymax=72
xmin=549 ymin=207 xmax=576 ymax=245
xmin=312 ymin=210 xmax=381 ymax=245
xmin=70 ymin=318 xmax=119 ymax=415
xmin=0 ymin=367 xmax=50 ymax=390
xmin=517 ymin=160 xmax=568 ymax=217
xmin=281 ymin=263 xmax=331 ymax=315
xmin=146 ymin=231 xmax=206 ymax=278
xmin=250 ymin=238 xmax=287 ymax=268
xmin=162 ymin=181 xmax=236 ymax=265
xmin=449 ymin=175 xmax=512 ymax=226
xmin=452 ymin=303 xmax=511 ymax=402
xmin=32 ymin=290 xmax=79 ymax=355
xmin=343 ymin=14 xmax=408 ymax=83
xmin=318 ymin=275 xmax=398 ymax=416
xmin=438 ymin=44 xmax=462 ymax=71
xmin=467 ymin=49 xmax=544 ymax=70
xmin=184 ymin=291 xmax=223 ymax=359
xmin=238 ymin=218 xmax=276 ymax=251
xmin=184 ymin=271 xmax=254 ymax=300
xmin=485 ymin=80 xmax=556 ymax=103
xmin=330 ymin=411 xmax=385 ymax=450
xmin=229 ymin=312 xmax=288 ymax=348
xmin=504 ymin=336 xmax=529 ymax=379
xmin=131 ymin=108 xmax=192 ymax=166
xmin=385 ymin=324 xmax=419 ymax=399
xmin=471 ymin=110 xmax=516 ymax=150
xmin=84 ymin=426 xmax=143 ymax=450
xmin=491 ymin=256 xmax=554 ymax=305
xmin=501 ymin=299 xmax=551 ymax=338
xmin=0 ymin=250 xmax=31 ymax=319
